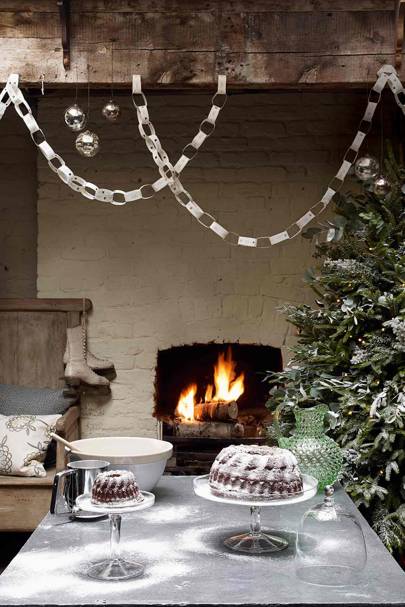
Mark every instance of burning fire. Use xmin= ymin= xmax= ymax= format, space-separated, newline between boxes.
xmin=176 ymin=383 xmax=197 ymax=421
xmin=207 ymin=349 xmax=245 ymax=403
xmin=175 ymin=348 xmax=244 ymax=421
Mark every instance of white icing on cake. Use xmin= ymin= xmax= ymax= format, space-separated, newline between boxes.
xmin=93 ymin=469 xmax=134 ymax=484
xmin=209 ymin=444 xmax=303 ymax=500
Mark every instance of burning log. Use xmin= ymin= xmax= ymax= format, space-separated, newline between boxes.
xmin=175 ymin=421 xmax=244 ymax=438
xmin=238 ymin=406 xmax=272 ymax=424
xmin=194 ymin=400 xmax=238 ymax=422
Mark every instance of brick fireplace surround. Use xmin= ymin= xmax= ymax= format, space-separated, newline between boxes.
xmin=26 ymin=89 xmax=391 ymax=438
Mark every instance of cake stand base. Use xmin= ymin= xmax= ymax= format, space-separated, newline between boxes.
xmin=76 ymin=492 xmax=155 ymax=581
xmin=193 ymin=475 xmax=318 ymax=556
xmin=224 ymin=531 xmax=288 ymax=554
xmin=86 ymin=558 xmax=144 ymax=581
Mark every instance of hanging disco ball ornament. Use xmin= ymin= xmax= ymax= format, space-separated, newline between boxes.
xmin=75 ymin=129 xmax=100 ymax=157
xmin=64 ymin=103 xmax=87 ymax=132
xmin=102 ymin=99 xmax=121 ymax=122
xmin=372 ymin=175 xmax=392 ymax=199
xmin=354 ymin=155 xmax=379 ymax=182
xmin=102 ymin=42 xmax=120 ymax=122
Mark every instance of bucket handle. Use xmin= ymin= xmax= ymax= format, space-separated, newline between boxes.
xmin=50 ymin=468 xmax=76 ymax=515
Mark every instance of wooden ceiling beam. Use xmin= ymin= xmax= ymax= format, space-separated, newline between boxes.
xmin=0 ymin=0 xmax=403 ymax=89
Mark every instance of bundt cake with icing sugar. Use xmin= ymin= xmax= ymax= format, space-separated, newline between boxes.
xmin=91 ymin=469 xmax=144 ymax=506
xmin=209 ymin=444 xmax=303 ymax=499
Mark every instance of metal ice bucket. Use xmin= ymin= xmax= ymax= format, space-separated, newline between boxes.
xmin=50 ymin=459 xmax=110 ymax=515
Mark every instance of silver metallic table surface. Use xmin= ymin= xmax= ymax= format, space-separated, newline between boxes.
xmin=0 ymin=476 xmax=404 ymax=606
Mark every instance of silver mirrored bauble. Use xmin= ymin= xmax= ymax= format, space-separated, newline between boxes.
xmin=102 ymin=99 xmax=121 ymax=122
xmin=75 ymin=129 xmax=100 ymax=157
xmin=354 ymin=155 xmax=379 ymax=182
xmin=373 ymin=175 xmax=391 ymax=199
xmin=64 ymin=103 xmax=87 ymax=132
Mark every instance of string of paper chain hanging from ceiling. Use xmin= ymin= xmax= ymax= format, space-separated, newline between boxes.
xmin=0 ymin=65 xmax=404 ymax=247
xmin=132 ymin=64 xmax=405 ymax=248
xmin=0 ymin=74 xmax=227 ymax=205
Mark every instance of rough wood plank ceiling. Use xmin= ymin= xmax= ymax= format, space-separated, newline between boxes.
xmin=0 ymin=0 xmax=402 ymax=88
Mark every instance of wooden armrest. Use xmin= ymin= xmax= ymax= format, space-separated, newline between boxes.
xmin=56 ymin=405 xmax=80 ymax=436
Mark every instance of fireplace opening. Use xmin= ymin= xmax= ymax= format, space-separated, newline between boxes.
xmin=154 ymin=343 xmax=282 ymax=474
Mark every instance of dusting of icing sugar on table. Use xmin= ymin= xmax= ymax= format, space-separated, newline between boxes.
xmin=0 ymin=476 xmax=404 ymax=606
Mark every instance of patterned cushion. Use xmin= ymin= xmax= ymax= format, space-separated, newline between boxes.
xmin=0 ymin=414 xmax=61 ymax=477
xmin=0 ymin=384 xmax=75 ymax=416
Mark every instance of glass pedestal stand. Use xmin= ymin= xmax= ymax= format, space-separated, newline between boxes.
xmin=193 ymin=475 xmax=318 ymax=555
xmin=224 ymin=505 xmax=288 ymax=553
xmin=76 ymin=492 xmax=155 ymax=581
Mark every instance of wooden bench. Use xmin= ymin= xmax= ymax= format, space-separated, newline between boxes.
xmin=0 ymin=298 xmax=91 ymax=532
xmin=0 ymin=406 xmax=80 ymax=531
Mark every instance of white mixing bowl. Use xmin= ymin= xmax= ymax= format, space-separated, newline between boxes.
xmin=67 ymin=436 xmax=173 ymax=491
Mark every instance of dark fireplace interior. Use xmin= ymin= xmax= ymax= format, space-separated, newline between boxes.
xmin=154 ymin=342 xmax=282 ymax=474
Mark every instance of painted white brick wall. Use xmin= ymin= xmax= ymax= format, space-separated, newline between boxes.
xmin=37 ymin=90 xmax=369 ymax=438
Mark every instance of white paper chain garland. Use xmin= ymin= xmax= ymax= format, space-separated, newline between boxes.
xmin=134 ymin=64 xmax=405 ymax=247
xmin=1 ymin=65 xmax=404 ymax=248
xmin=0 ymin=74 xmax=227 ymax=205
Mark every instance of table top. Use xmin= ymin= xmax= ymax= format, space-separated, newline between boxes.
xmin=0 ymin=476 xmax=404 ymax=606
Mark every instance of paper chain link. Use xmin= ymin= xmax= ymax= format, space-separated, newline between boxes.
xmin=134 ymin=64 xmax=403 ymax=247
xmin=0 ymin=65 xmax=404 ymax=247
xmin=0 ymin=74 xmax=227 ymax=205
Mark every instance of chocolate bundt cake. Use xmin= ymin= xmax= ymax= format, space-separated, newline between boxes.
xmin=209 ymin=444 xmax=303 ymax=500
xmin=91 ymin=469 xmax=144 ymax=506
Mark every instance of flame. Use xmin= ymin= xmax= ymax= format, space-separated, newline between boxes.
xmin=175 ymin=383 xmax=197 ymax=421
xmin=175 ymin=348 xmax=244 ymax=421
xmin=205 ymin=348 xmax=244 ymax=403
xmin=205 ymin=384 xmax=213 ymax=402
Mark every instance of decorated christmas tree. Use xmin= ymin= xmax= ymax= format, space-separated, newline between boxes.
xmin=266 ymin=147 xmax=405 ymax=555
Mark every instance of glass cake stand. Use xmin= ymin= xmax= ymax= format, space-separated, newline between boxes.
xmin=193 ymin=474 xmax=318 ymax=554
xmin=76 ymin=491 xmax=155 ymax=581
